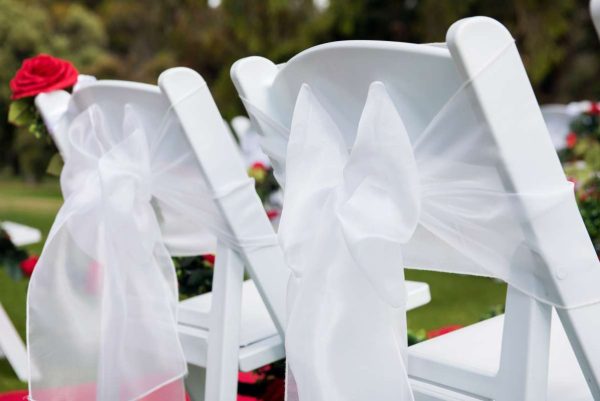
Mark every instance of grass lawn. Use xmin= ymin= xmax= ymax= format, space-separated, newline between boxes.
xmin=0 ymin=176 xmax=62 ymax=392
xmin=0 ymin=176 xmax=506 ymax=393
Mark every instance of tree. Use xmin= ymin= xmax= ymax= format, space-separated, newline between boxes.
xmin=0 ymin=0 xmax=112 ymax=180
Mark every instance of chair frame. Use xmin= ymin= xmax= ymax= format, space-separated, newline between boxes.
xmin=36 ymin=69 xmax=290 ymax=401
xmin=591 ymin=0 xmax=600 ymax=39
xmin=231 ymin=16 xmax=600 ymax=401
xmin=0 ymin=303 xmax=28 ymax=382
xmin=0 ymin=222 xmax=42 ymax=382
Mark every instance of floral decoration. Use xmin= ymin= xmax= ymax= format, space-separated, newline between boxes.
xmin=0 ymin=229 xmax=31 ymax=281
xmin=8 ymin=54 xmax=79 ymax=139
xmin=560 ymin=102 xmax=600 ymax=256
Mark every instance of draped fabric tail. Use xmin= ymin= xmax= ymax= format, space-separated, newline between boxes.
xmin=279 ymin=83 xmax=415 ymax=401
xmin=27 ymin=105 xmax=195 ymax=401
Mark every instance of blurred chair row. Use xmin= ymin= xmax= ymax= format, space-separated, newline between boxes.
xmin=0 ymin=222 xmax=41 ymax=382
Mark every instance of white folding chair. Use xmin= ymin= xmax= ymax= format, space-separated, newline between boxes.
xmin=230 ymin=116 xmax=271 ymax=169
xmin=35 ymin=68 xmax=432 ymax=401
xmin=1 ymin=222 xmax=42 ymax=247
xmin=232 ymin=16 xmax=600 ymax=401
xmin=540 ymin=103 xmax=590 ymax=150
xmin=0 ymin=303 xmax=28 ymax=382
xmin=0 ymin=221 xmax=41 ymax=382
xmin=35 ymin=68 xmax=289 ymax=401
xmin=591 ymin=0 xmax=600 ymax=39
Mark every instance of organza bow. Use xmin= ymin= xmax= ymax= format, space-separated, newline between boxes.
xmin=27 ymin=102 xmax=224 ymax=401
xmin=246 ymin=69 xmax=600 ymax=401
xmin=244 ymin=56 xmax=600 ymax=311
xmin=280 ymin=82 xmax=416 ymax=401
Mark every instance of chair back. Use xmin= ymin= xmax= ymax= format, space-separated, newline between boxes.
xmin=36 ymin=69 xmax=288 ymax=335
xmin=592 ymin=0 xmax=600 ymax=39
xmin=232 ymin=16 xmax=600 ymax=398
xmin=232 ymin=17 xmax=600 ymax=305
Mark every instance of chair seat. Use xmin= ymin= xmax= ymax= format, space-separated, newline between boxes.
xmin=179 ymin=280 xmax=278 ymax=347
xmin=178 ymin=279 xmax=431 ymax=371
xmin=408 ymin=312 xmax=593 ymax=401
xmin=1 ymin=221 xmax=41 ymax=247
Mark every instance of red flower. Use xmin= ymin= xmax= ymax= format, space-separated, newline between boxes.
xmin=204 ymin=254 xmax=216 ymax=267
xmin=238 ymin=371 xmax=262 ymax=384
xmin=10 ymin=54 xmax=78 ymax=100
xmin=261 ymin=377 xmax=285 ymax=401
xmin=266 ymin=209 xmax=280 ymax=220
xmin=251 ymin=162 xmax=267 ymax=171
xmin=426 ymin=324 xmax=463 ymax=339
xmin=566 ymin=132 xmax=577 ymax=149
xmin=19 ymin=255 xmax=39 ymax=277
xmin=589 ymin=102 xmax=600 ymax=116
xmin=249 ymin=162 xmax=268 ymax=183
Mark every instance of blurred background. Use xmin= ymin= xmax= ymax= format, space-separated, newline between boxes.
xmin=2 ymin=0 xmax=600 ymax=181
xmin=1 ymin=0 xmax=599 ymax=394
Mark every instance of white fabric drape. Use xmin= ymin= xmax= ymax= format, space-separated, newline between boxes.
xmin=27 ymin=96 xmax=240 ymax=401
xmin=279 ymin=82 xmax=416 ymax=401
xmin=242 ymin=44 xmax=600 ymax=401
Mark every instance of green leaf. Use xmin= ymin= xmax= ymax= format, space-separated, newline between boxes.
xmin=46 ymin=152 xmax=64 ymax=176
xmin=5 ymin=260 xmax=24 ymax=281
xmin=8 ymin=99 xmax=35 ymax=127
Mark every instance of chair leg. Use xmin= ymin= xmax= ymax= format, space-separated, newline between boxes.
xmin=0 ymin=302 xmax=29 ymax=382
xmin=204 ymin=243 xmax=245 ymax=401
xmin=557 ymin=304 xmax=600 ymax=399
xmin=186 ymin=364 xmax=207 ymax=401
xmin=496 ymin=286 xmax=552 ymax=401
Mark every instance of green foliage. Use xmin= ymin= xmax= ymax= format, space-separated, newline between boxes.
xmin=7 ymin=99 xmax=34 ymax=127
xmin=0 ymin=0 xmax=111 ymax=179
xmin=560 ymin=105 xmax=600 ymax=255
xmin=577 ymin=176 xmax=600 ymax=254
xmin=0 ymin=229 xmax=27 ymax=281
xmin=174 ymin=255 xmax=215 ymax=297
xmin=14 ymin=127 xmax=55 ymax=183
xmin=580 ymin=195 xmax=600 ymax=244
xmin=407 ymin=328 xmax=427 ymax=345
xmin=7 ymin=98 xmax=48 ymax=141
xmin=2 ymin=0 xmax=599 ymax=179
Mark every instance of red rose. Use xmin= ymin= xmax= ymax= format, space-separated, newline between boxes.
xmin=204 ymin=254 xmax=216 ymax=267
xmin=589 ymin=102 xmax=600 ymax=116
xmin=426 ymin=324 xmax=463 ymax=339
xmin=19 ymin=255 xmax=39 ymax=277
xmin=566 ymin=132 xmax=577 ymax=149
xmin=10 ymin=54 xmax=78 ymax=100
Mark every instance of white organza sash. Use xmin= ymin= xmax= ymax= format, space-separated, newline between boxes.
xmin=280 ymin=82 xmax=416 ymax=401
xmin=27 ymin=93 xmax=273 ymax=401
xmin=242 ymin=44 xmax=600 ymax=401
xmin=243 ymin=50 xmax=600 ymax=312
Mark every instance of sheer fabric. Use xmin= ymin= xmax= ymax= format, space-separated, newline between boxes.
xmin=27 ymin=92 xmax=260 ymax=400
xmin=242 ymin=44 xmax=600 ymax=401
xmin=280 ymin=82 xmax=415 ymax=401
xmin=243 ymin=49 xmax=600 ymax=311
